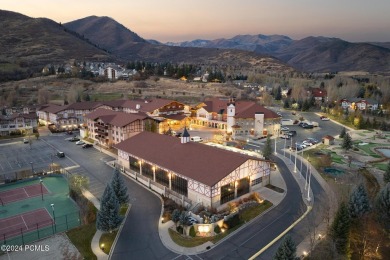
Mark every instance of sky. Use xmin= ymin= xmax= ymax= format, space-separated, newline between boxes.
xmin=3 ymin=1 xmax=390 ymax=42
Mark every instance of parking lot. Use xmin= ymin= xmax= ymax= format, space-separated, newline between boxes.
xmin=0 ymin=133 xmax=115 ymax=199
xmin=0 ymin=138 xmax=77 ymax=178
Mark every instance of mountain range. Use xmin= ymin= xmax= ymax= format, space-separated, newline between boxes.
xmin=1 ymin=9 xmax=389 ymax=82
xmin=166 ymin=35 xmax=390 ymax=73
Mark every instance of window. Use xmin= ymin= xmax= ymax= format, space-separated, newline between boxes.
xmin=220 ymin=183 xmax=235 ymax=204
xmin=237 ymin=178 xmax=250 ymax=197
xmin=171 ymin=175 xmax=188 ymax=196
xmin=251 ymin=177 xmax=263 ymax=186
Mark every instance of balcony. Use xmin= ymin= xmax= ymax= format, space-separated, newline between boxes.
xmin=95 ymin=128 xmax=108 ymax=135
xmin=95 ymin=134 xmax=108 ymax=141
xmin=95 ymin=123 xmax=108 ymax=130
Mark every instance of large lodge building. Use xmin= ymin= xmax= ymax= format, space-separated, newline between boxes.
xmin=115 ymin=130 xmax=271 ymax=209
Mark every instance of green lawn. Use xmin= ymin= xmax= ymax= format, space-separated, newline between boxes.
xmin=90 ymin=93 xmax=123 ymax=101
xmin=331 ymin=153 xmax=345 ymax=164
xmin=373 ymin=163 xmax=389 ymax=171
xmin=355 ymin=143 xmax=386 ymax=158
xmin=66 ymin=223 xmax=97 ymax=260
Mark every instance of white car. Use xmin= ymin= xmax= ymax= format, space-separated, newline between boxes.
xmin=320 ymin=116 xmax=330 ymax=121
xmin=76 ymin=141 xmax=85 ymax=145
xmin=281 ymin=127 xmax=289 ymax=131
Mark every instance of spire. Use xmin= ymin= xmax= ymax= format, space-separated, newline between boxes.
xmin=181 ymin=127 xmax=190 ymax=144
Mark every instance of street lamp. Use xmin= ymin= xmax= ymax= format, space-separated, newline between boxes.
xmin=39 ymin=177 xmax=44 ymax=201
xmin=300 ymin=150 xmax=303 ymax=178
xmin=101 ymin=243 xmax=105 ymax=252
xmin=289 ymin=138 xmax=293 ymax=163
xmin=294 ymin=144 xmax=298 ymax=173
xmin=305 ymin=156 xmax=310 ymax=190
xmin=283 ymin=137 xmax=287 ymax=157
xmin=307 ymin=166 xmax=312 ymax=202
xmin=30 ymin=162 xmax=34 ymax=174
xmin=274 ymin=136 xmax=277 ymax=155
xmin=51 ymin=203 xmax=56 ymax=224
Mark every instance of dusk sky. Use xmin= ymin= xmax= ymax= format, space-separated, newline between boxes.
xmin=3 ymin=1 xmax=390 ymax=42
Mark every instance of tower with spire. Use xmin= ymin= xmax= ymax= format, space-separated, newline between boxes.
xmin=226 ymin=98 xmax=236 ymax=133
xmin=181 ymin=127 xmax=190 ymax=144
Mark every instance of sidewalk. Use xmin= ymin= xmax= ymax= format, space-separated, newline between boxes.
xmin=157 ymin=166 xmax=287 ymax=255
xmin=81 ymin=189 xmax=108 ymax=260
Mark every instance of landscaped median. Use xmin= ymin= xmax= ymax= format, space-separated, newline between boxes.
xmin=167 ymin=194 xmax=273 ymax=248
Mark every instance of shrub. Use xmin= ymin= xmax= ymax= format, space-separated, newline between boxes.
xmin=214 ymin=225 xmax=221 ymax=234
xmin=189 ymin=226 xmax=196 ymax=237
xmin=176 ymin=226 xmax=183 ymax=234
xmin=225 ymin=213 xmax=240 ymax=229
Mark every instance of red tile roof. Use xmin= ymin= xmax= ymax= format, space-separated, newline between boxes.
xmin=85 ymin=108 xmax=147 ymax=127
xmin=115 ymin=132 xmax=265 ymax=187
xmin=121 ymin=99 xmax=182 ymax=113
xmin=203 ymin=98 xmax=280 ymax=119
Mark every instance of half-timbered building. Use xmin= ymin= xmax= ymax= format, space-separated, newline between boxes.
xmin=115 ymin=130 xmax=271 ymax=208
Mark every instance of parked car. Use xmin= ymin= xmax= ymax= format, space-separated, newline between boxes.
xmin=82 ymin=143 xmax=93 ymax=148
xmin=302 ymin=140 xmax=314 ymax=146
xmin=289 ymin=145 xmax=303 ymax=151
xmin=190 ymin=136 xmax=203 ymax=142
xmin=56 ymin=151 xmax=65 ymax=158
xmin=23 ymin=138 xmax=29 ymax=144
xmin=302 ymin=123 xmax=314 ymax=129
xmin=76 ymin=141 xmax=85 ymax=145
xmin=175 ymin=132 xmax=182 ymax=137
xmin=296 ymin=142 xmax=307 ymax=148
xmin=287 ymin=130 xmax=297 ymax=137
xmin=69 ymin=137 xmax=80 ymax=142
xmin=307 ymin=138 xmax=319 ymax=144
xmin=292 ymin=111 xmax=297 ymax=115
xmin=320 ymin=116 xmax=330 ymax=121
xmin=281 ymin=127 xmax=289 ymax=131
xmin=67 ymin=131 xmax=73 ymax=135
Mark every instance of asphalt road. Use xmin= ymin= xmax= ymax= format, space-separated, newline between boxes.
xmin=33 ymin=113 xmax=343 ymax=260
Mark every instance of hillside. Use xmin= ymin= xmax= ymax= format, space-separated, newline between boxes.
xmin=0 ymin=10 xmax=112 ymax=81
xmin=64 ymin=16 xmax=294 ymax=74
xmin=275 ymin=37 xmax=390 ymax=73
xmin=167 ymin=34 xmax=390 ymax=74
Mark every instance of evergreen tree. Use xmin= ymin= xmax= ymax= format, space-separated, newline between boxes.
xmin=302 ymin=99 xmax=311 ymax=111
xmin=348 ymin=184 xmax=371 ymax=219
xmin=283 ymin=98 xmax=290 ymax=109
xmin=384 ymin=161 xmax=390 ymax=184
xmin=339 ymin=127 xmax=346 ymax=138
xmin=273 ymin=235 xmax=299 ymax=260
xmin=330 ymin=202 xmax=351 ymax=255
xmin=341 ymin=133 xmax=353 ymax=151
xmin=96 ymin=184 xmax=122 ymax=232
xmin=111 ymin=168 xmax=130 ymax=205
xmin=380 ymin=121 xmax=387 ymax=131
xmin=262 ymin=136 xmax=273 ymax=160
xmin=365 ymin=117 xmax=371 ymax=129
xmin=375 ymin=184 xmax=390 ymax=230
xmin=275 ymin=86 xmax=282 ymax=101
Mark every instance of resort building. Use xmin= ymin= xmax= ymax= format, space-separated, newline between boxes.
xmin=84 ymin=108 xmax=152 ymax=147
xmin=0 ymin=112 xmax=38 ymax=136
xmin=192 ymin=98 xmax=281 ymax=138
xmin=115 ymin=130 xmax=271 ymax=209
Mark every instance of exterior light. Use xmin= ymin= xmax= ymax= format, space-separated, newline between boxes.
xmin=303 ymin=251 xmax=308 ymax=256
xmin=152 ymin=166 xmax=156 ymax=171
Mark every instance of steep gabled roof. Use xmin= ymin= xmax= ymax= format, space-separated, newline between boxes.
xmin=85 ymin=108 xmax=147 ymax=127
xmin=115 ymin=132 xmax=264 ymax=187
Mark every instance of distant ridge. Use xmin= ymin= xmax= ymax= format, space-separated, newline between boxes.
xmin=0 ymin=10 xmax=112 ymax=81
xmin=166 ymin=34 xmax=390 ymax=73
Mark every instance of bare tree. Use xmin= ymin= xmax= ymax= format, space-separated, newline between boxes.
xmin=37 ymin=87 xmax=50 ymax=104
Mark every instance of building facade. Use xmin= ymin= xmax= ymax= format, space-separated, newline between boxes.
xmin=115 ymin=131 xmax=271 ymax=209
xmin=192 ymin=98 xmax=281 ymax=138
xmin=0 ymin=113 xmax=38 ymax=136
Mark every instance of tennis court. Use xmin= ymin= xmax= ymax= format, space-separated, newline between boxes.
xmin=0 ymin=208 xmax=52 ymax=240
xmin=0 ymin=183 xmax=49 ymax=205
